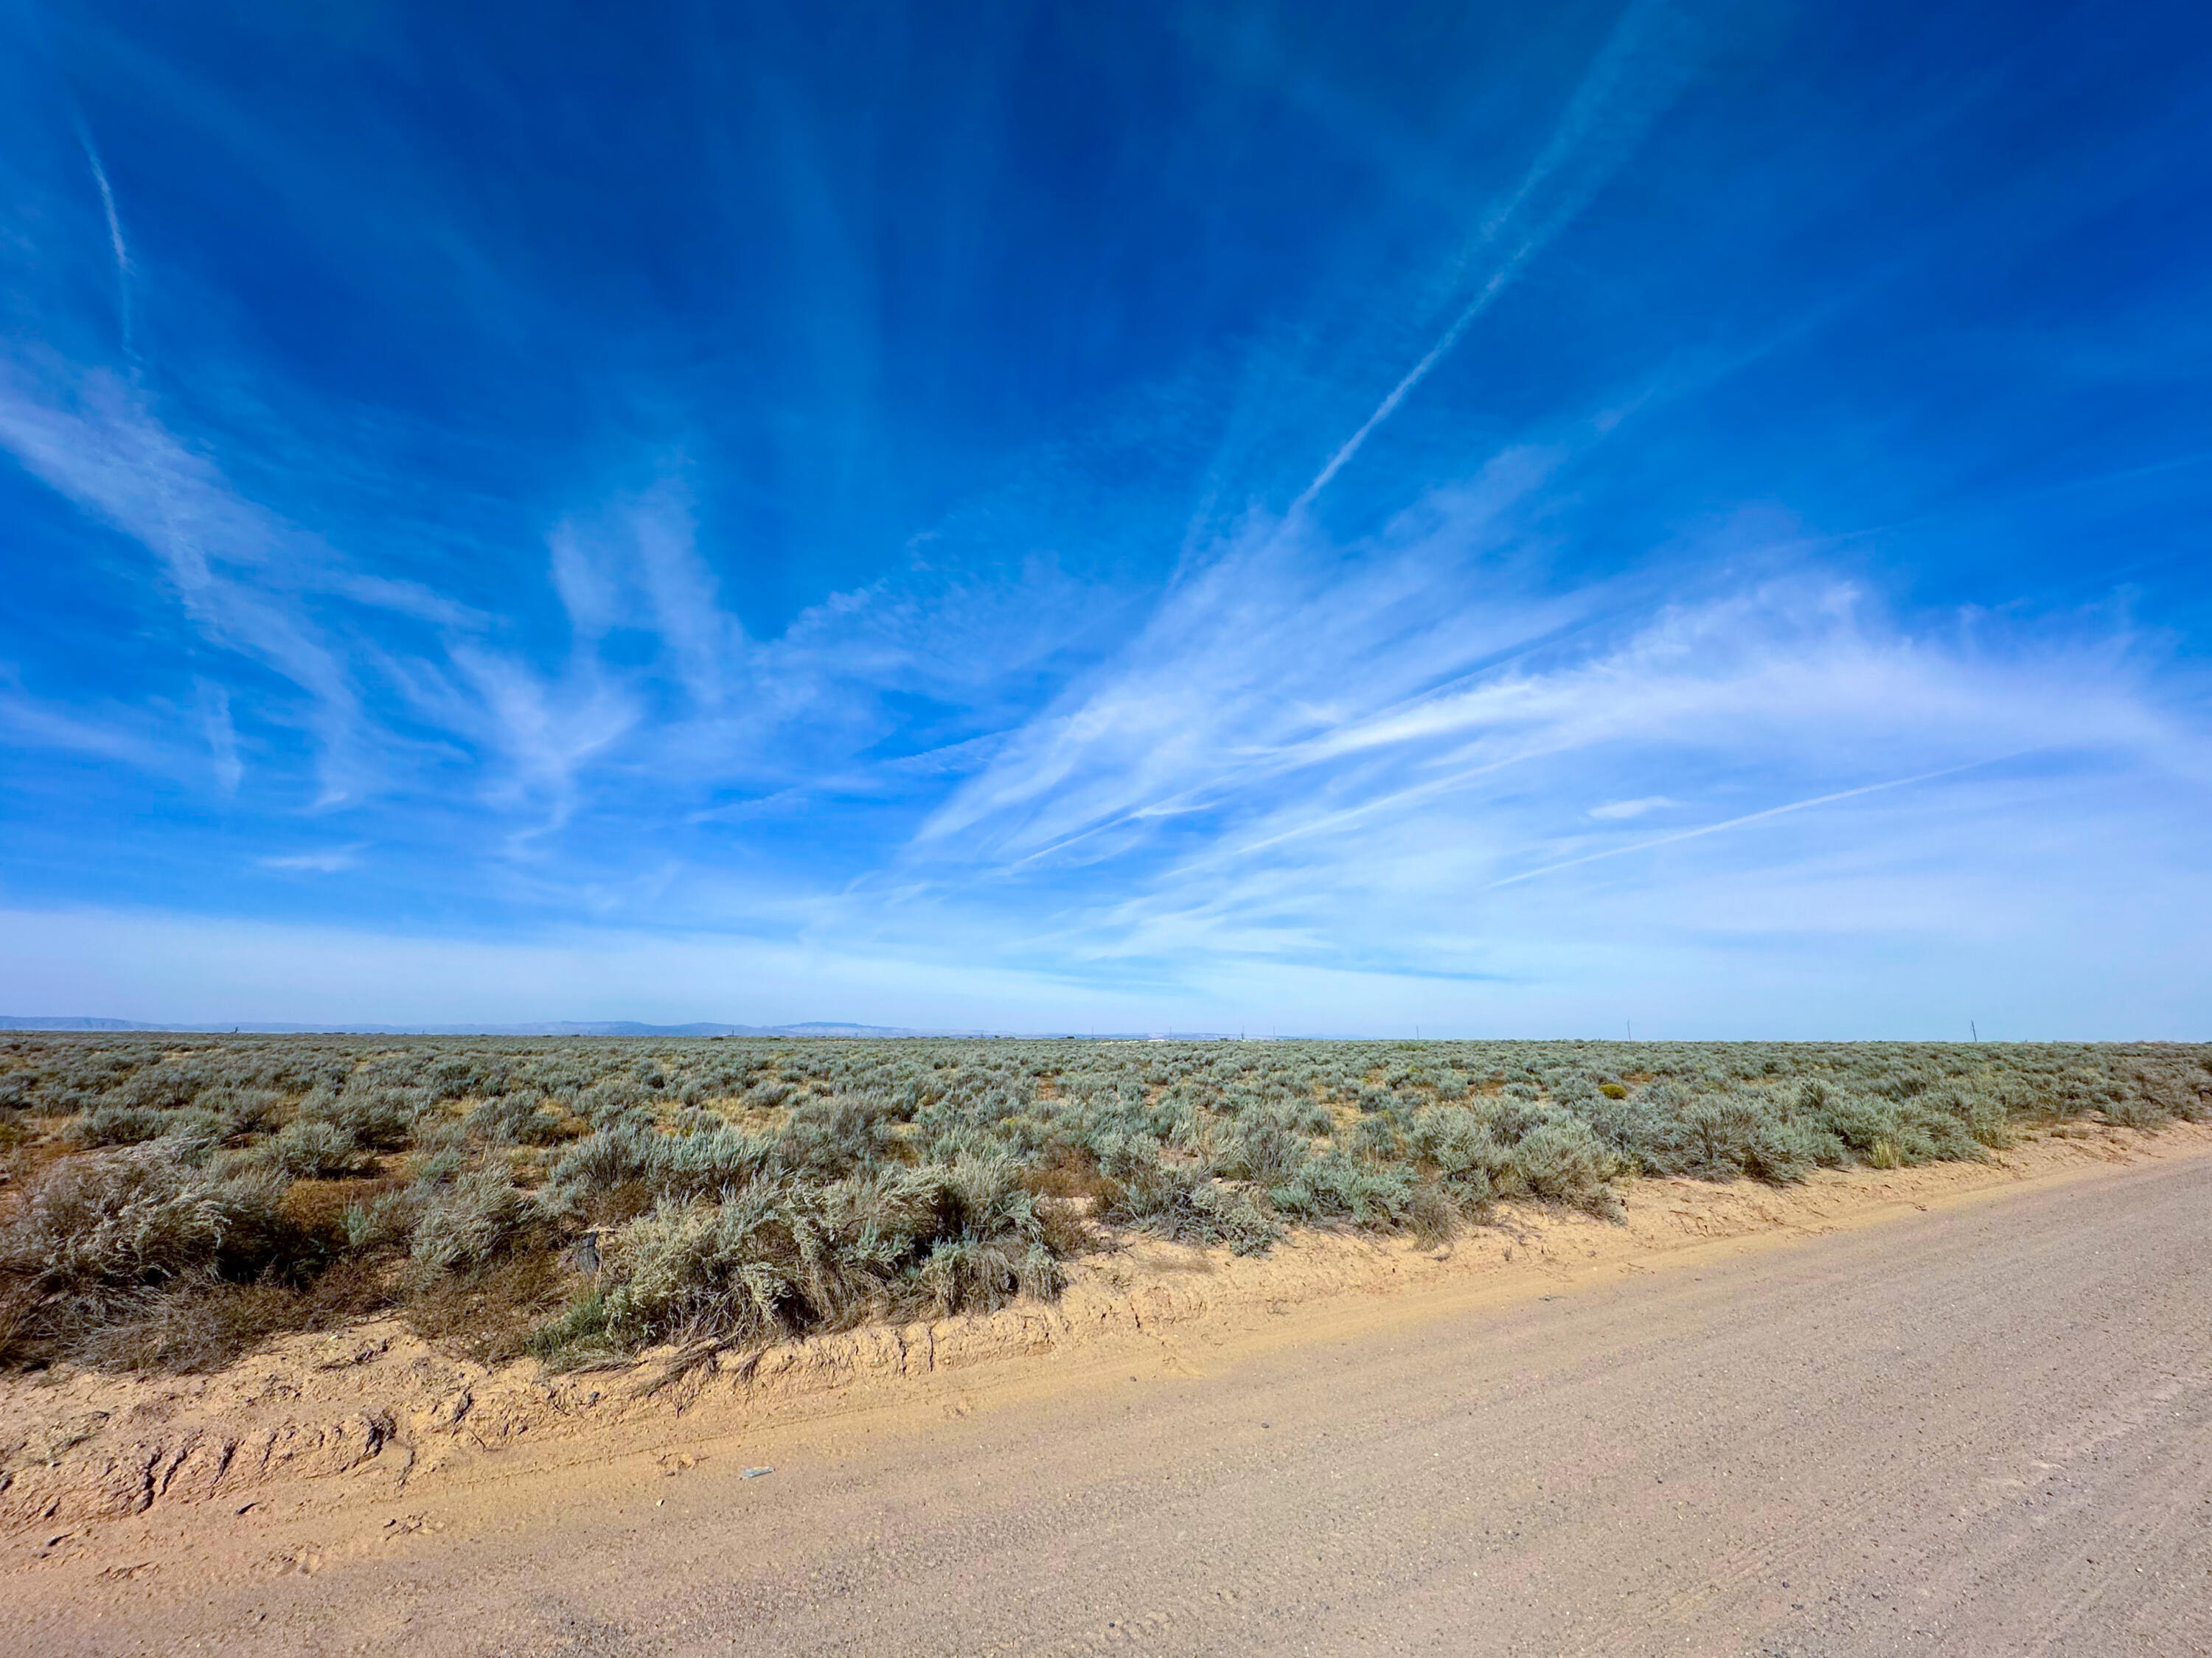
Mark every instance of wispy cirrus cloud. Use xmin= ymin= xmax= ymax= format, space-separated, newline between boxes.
xmin=0 ymin=681 xmax=178 ymax=773
xmin=2 ymin=0 xmax=2208 ymax=1036
xmin=10 ymin=327 xmax=2189 ymax=1020
xmin=257 ymin=842 xmax=369 ymax=874
xmin=0 ymin=352 xmax=1105 ymax=849
xmin=921 ymin=445 xmax=1582 ymax=860
xmin=0 ymin=360 xmax=370 ymax=802
xmin=442 ymin=644 xmax=644 ymax=837
xmin=193 ymin=678 xmax=242 ymax=793
xmin=1587 ymin=796 xmax=1676 ymax=820
xmin=902 ymin=450 xmax=2200 ymax=986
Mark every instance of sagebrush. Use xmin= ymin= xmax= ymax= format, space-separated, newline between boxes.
xmin=0 ymin=1034 xmax=2202 ymax=1373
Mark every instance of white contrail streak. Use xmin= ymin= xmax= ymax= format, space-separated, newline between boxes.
xmin=1290 ymin=0 xmax=1696 ymax=515
xmin=1484 ymin=761 xmax=1997 ymax=890
xmin=79 ymin=129 xmax=134 ymax=352
xmin=1290 ymin=257 xmax=1534 ymax=514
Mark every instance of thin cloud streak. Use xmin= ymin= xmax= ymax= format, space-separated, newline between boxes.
xmin=1484 ymin=762 xmax=1997 ymax=889
xmin=258 ymin=843 xmax=369 ymax=873
xmin=1588 ymin=795 xmax=1675 ymax=819
xmin=75 ymin=125 xmax=133 ymax=353
xmin=0 ymin=687 xmax=175 ymax=773
xmin=195 ymin=680 xmax=243 ymax=793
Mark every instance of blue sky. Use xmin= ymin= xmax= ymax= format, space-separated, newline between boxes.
xmin=1 ymin=0 xmax=2208 ymax=1036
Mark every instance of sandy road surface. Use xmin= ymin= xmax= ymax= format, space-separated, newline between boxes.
xmin=15 ymin=1148 xmax=2212 ymax=1657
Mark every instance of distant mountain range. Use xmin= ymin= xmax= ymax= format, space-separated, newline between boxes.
xmin=0 ymin=1016 xmax=946 ymax=1037
xmin=0 ymin=1017 xmax=1241 ymax=1039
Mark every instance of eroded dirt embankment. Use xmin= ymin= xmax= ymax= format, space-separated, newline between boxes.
xmin=6 ymin=1120 xmax=2207 ymax=1548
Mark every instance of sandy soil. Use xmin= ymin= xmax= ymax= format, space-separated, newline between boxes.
xmin=4 ymin=1121 xmax=2208 ymax=1654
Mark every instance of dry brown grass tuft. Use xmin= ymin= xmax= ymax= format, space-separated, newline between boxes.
xmin=1019 ymin=1143 xmax=1110 ymax=1203
xmin=279 ymin=1175 xmax=407 ymax=1242
xmin=405 ymin=1250 xmax=588 ymax=1365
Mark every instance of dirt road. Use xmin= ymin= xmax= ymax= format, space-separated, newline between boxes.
xmin=15 ymin=1147 xmax=2212 ymax=1656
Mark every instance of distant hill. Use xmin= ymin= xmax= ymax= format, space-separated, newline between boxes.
xmin=0 ymin=1016 xmax=160 ymax=1031
xmin=0 ymin=1016 xmax=1211 ymax=1039
xmin=0 ymin=1016 xmax=921 ymax=1037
